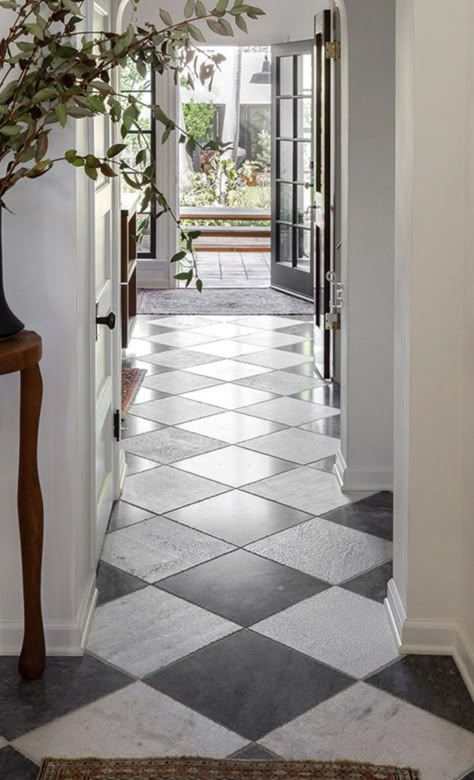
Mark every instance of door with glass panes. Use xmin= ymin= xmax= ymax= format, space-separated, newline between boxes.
xmin=271 ymin=41 xmax=314 ymax=300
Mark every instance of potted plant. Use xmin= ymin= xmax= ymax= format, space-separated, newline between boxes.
xmin=0 ymin=0 xmax=264 ymax=337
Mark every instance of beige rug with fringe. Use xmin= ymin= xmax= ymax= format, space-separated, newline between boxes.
xmin=38 ymin=757 xmax=419 ymax=779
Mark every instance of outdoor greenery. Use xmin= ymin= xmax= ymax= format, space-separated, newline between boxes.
xmin=183 ymin=97 xmax=217 ymax=142
xmin=0 ymin=0 xmax=264 ymax=289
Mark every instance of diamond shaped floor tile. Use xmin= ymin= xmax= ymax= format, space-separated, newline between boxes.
xmin=253 ymin=587 xmax=398 ymax=678
xmin=244 ymin=397 xmax=339 ymax=427
xmin=125 ymin=452 xmax=158 ymax=476
xmin=142 ymin=350 xmax=221 ymax=369
xmin=235 ymin=350 xmax=313 ymax=370
xmin=130 ymin=396 xmax=223 ymax=425
xmin=177 ymin=412 xmax=286 ymax=445
xmin=187 ymin=341 xmax=263 ymax=359
xmin=229 ymin=744 xmax=281 ymax=760
xmin=101 ymin=515 xmax=234 ymax=582
xmin=236 ymin=316 xmax=306 ymax=330
xmin=322 ymin=491 xmax=393 ymax=541
xmin=241 ymin=428 xmax=339 ymax=465
xmin=107 ymin=501 xmax=155 ymax=533
xmin=173 ymin=446 xmax=296 ymax=488
xmin=122 ymin=465 xmax=230 ymax=515
xmin=340 ymin=561 xmax=393 ymax=604
xmin=88 ymin=586 xmax=238 ymax=677
xmin=0 ymin=746 xmax=38 ymax=780
xmin=122 ymin=427 xmax=227 ymax=464
xmin=183 ymin=384 xmax=276 ymax=411
xmin=166 ymin=490 xmax=312 ymax=546
xmin=185 ymin=360 xmax=271 ymax=382
xmin=13 ymin=682 xmax=246 ymax=762
xmin=234 ymin=332 xmax=306 ymax=349
xmin=247 ymin=517 xmax=392 ymax=584
xmin=158 ymin=549 xmax=328 ymax=626
xmin=260 ymin=682 xmax=474 ymax=779
xmin=237 ymin=371 xmax=326 ymax=396
xmin=96 ymin=561 xmax=148 ymax=606
xmin=367 ymin=655 xmax=474 ymax=732
xmin=146 ymin=630 xmax=353 ymax=742
xmin=244 ymin=467 xmax=354 ymax=516
xmin=0 ymin=656 xmax=131 ymax=741
xmin=143 ymin=370 xmax=223 ymax=395
xmin=300 ymin=416 xmax=341 ymax=439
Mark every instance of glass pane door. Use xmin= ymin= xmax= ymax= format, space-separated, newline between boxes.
xmin=271 ymin=41 xmax=314 ymax=300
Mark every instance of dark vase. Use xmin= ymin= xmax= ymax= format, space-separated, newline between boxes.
xmin=0 ymin=208 xmax=24 ymax=339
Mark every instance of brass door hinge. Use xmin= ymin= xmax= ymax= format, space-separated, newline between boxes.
xmin=325 ymin=41 xmax=341 ymax=60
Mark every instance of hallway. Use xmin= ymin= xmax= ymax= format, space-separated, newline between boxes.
xmin=2 ymin=314 xmax=474 ymax=779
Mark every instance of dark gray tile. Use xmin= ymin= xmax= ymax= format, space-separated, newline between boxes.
xmin=125 ymin=452 xmax=159 ymax=476
xmin=276 ymin=342 xmax=314 ymax=356
xmin=303 ymin=415 xmax=340 ymax=439
xmin=146 ymin=630 xmax=353 ymax=741
xmin=310 ymin=455 xmax=337 ymax=474
xmin=0 ymin=656 xmax=131 ymax=740
xmin=0 ymin=746 xmax=38 ymax=780
xmin=121 ymin=415 xmax=163 ymax=440
xmin=230 ymin=744 xmax=280 ymax=760
xmin=293 ymin=384 xmax=340 ymax=408
xmin=461 ymin=773 xmax=474 ymax=779
xmin=276 ymin=323 xmax=315 ymax=339
xmin=367 ymin=655 xmax=474 ymax=732
xmin=283 ymin=363 xmax=324 ymax=378
xmin=323 ymin=492 xmax=393 ymax=541
xmin=166 ymin=490 xmax=312 ymax=546
xmin=158 ymin=549 xmax=329 ymax=626
xmin=107 ymin=500 xmax=154 ymax=532
xmin=341 ymin=561 xmax=393 ymax=603
xmin=96 ymin=561 xmax=148 ymax=606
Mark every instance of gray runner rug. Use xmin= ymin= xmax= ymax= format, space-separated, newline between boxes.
xmin=138 ymin=288 xmax=313 ymax=316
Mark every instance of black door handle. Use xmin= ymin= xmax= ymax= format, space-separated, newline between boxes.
xmin=96 ymin=312 xmax=116 ymax=330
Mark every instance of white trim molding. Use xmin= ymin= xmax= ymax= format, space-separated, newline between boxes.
xmin=0 ymin=574 xmax=97 ymax=657
xmin=386 ymin=579 xmax=474 ymax=701
xmin=137 ymin=259 xmax=170 ymax=289
xmin=334 ymin=449 xmax=393 ymax=493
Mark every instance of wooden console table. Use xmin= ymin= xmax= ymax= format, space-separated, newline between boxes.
xmin=0 ymin=331 xmax=45 ymax=680
xmin=121 ymin=193 xmax=140 ymax=349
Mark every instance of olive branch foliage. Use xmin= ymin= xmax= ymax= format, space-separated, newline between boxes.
xmin=0 ymin=0 xmax=264 ymax=289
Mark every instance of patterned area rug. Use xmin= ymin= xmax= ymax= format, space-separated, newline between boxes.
xmin=137 ymin=289 xmax=313 ymax=315
xmin=39 ymin=758 xmax=419 ymax=779
xmin=121 ymin=368 xmax=147 ymax=415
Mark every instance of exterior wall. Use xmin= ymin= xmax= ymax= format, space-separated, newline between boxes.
xmin=0 ymin=12 xmax=96 ymax=654
xmin=389 ymin=0 xmax=474 ymax=698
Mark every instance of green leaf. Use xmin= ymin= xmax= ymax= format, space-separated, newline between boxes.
xmin=196 ymin=278 xmax=203 ymax=292
xmin=35 ymin=131 xmax=49 ymax=161
xmin=24 ymin=23 xmax=44 ymax=38
xmin=107 ymin=143 xmax=127 ymax=158
xmin=170 ymin=251 xmax=187 ymax=263
xmin=85 ymin=166 xmax=98 ymax=181
xmin=235 ymin=14 xmax=247 ymax=32
xmin=33 ymin=87 xmax=58 ymax=102
xmin=65 ymin=148 xmax=77 ymax=162
xmin=159 ymin=8 xmax=173 ymax=26
xmin=184 ymin=0 xmax=195 ymax=17
xmin=55 ymin=103 xmax=67 ymax=128
xmin=0 ymin=125 xmax=20 ymax=136
xmin=100 ymin=162 xmax=117 ymax=177
xmin=196 ymin=0 xmax=207 ymax=16
xmin=175 ymin=271 xmax=193 ymax=281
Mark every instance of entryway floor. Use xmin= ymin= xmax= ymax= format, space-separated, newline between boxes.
xmin=194 ymin=251 xmax=270 ymax=288
xmin=1 ymin=315 xmax=473 ymax=780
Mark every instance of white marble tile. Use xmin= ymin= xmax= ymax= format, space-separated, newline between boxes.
xmin=122 ymin=427 xmax=226 ymax=464
xmin=142 ymin=370 xmax=222 ymax=395
xmin=173 ymin=445 xmax=296 ymax=488
xmin=148 ymin=316 xmax=218 ymax=329
xmin=185 ymin=360 xmax=271 ymax=382
xmin=14 ymin=683 xmax=246 ymax=762
xmin=130 ymin=396 xmax=223 ymax=425
xmin=122 ymin=465 xmax=229 ymax=515
xmin=148 ymin=331 xmax=219 ymax=349
xmin=183 ymin=384 xmax=276 ymax=411
xmin=242 ymin=428 xmax=340 ymax=465
xmin=178 ymin=412 xmax=286 ymax=444
xmin=261 ymin=682 xmax=474 ymax=780
xmin=237 ymin=371 xmax=326 ymax=395
xmin=236 ymin=316 xmax=306 ymax=330
xmin=244 ymin=397 xmax=339 ymax=426
xmin=234 ymin=332 xmax=307 ymax=348
xmin=0 ymin=737 xmax=7 ymax=749
xmin=235 ymin=350 xmax=313 ymax=370
xmin=141 ymin=350 xmax=221 ymax=369
xmin=101 ymin=515 xmax=234 ymax=582
xmin=187 ymin=341 xmax=263 ymax=358
xmin=254 ymin=588 xmax=398 ymax=678
xmin=88 ymin=587 xmax=238 ymax=677
xmin=193 ymin=323 xmax=258 ymax=339
xmin=247 ymin=516 xmax=392 ymax=583
xmin=244 ymin=467 xmax=355 ymax=516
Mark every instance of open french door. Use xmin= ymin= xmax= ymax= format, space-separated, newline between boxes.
xmin=92 ymin=0 xmax=121 ymax=560
xmin=314 ymin=9 xmax=337 ymax=380
xmin=271 ymin=40 xmax=315 ymax=300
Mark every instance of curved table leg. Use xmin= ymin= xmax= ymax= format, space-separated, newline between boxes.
xmin=17 ymin=363 xmax=45 ymax=680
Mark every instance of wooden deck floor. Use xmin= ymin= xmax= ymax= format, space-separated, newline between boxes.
xmin=195 ymin=251 xmax=270 ymax=289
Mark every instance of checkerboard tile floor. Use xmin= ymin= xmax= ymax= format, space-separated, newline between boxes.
xmin=2 ymin=315 xmax=473 ymax=780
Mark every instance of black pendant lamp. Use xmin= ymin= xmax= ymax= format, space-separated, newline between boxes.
xmin=250 ymin=54 xmax=271 ymax=85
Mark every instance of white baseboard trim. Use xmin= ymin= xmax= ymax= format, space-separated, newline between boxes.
xmin=386 ymin=579 xmax=474 ymax=701
xmin=0 ymin=573 xmax=98 ymax=656
xmin=137 ymin=259 xmax=171 ymax=289
xmin=334 ymin=450 xmax=393 ymax=492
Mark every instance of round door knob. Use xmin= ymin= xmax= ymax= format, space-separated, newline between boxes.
xmin=96 ymin=312 xmax=116 ymax=330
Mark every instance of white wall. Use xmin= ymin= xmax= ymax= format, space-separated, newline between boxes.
xmin=335 ymin=0 xmax=396 ymax=492
xmin=388 ymin=0 xmax=474 ymax=698
xmin=0 ymin=13 xmax=96 ymax=654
